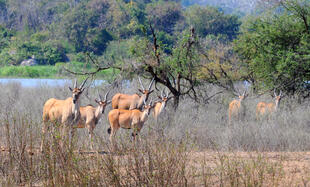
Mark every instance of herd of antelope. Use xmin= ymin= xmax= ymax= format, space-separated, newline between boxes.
xmin=41 ymin=77 xmax=172 ymax=151
xmin=41 ymin=76 xmax=283 ymax=152
xmin=228 ymin=89 xmax=283 ymax=125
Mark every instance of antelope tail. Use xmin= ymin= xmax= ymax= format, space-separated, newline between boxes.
xmin=107 ymin=127 xmax=111 ymax=134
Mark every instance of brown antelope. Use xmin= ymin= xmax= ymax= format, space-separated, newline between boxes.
xmin=256 ymin=90 xmax=282 ymax=120
xmin=228 ymin=90 xmax=247 ymax=125
xmin=74 ymin=89 xmax=111 ymax=149
xmin=153 ymin=89 xmax=172 ymax=121
xmin=111 ymin=77 xmax=155 ymax=110
xmin=41 ymin=77 xmax=88 ymax=152
xmin=107 ymin=99 xmax=154 ymax=150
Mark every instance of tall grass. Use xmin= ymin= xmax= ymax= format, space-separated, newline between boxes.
xmin=0 ymin=82 xmax=309 ymax=186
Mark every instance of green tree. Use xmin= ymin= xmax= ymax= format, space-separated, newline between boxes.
xmin=146 ymin=1 xmax=182 ymax=34
xmin=86 ymin=28 xmax=114 ymax=55
xmin=234 ymin=0 xmax=310 ymax=97
xmin=117 ymin=26 xmax=202 ymax=107
xmin=184 ymin=5 xmax=241 ymax=40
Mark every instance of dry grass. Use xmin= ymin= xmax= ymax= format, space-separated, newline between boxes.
xmin=0 ymin=82 xmax=310 ymax=186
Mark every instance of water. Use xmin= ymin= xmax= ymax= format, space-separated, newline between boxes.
xmin=0 ymin=78 xmax=105 ymax=87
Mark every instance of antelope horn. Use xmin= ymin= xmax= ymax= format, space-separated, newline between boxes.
xmin=85 ymin=88 xmax=92 ymax=101
xmin=74 ymin=79 xmax=77 ymax=88
xmin=279 ymin=90 xmax=282 ymax=96
xmin=149 ymin=97 xmax=153 ymax=106
xmin=242 ymin=90 xmax=246 ymax=96
xmin=237 ymin=88 xmax=241 ymax=96
xmin=148 ymin=77 xmax=155 ymax=90
xmin=233 ymin=86 xmax=240 ymax=96
xmin=97 ymin=90 xmax=103 ymax=101
xmin=161 ymin=89 xmax=164 ymax=98
xmin=104 ymin=89 xmax=111 ymax=101
xmin=138 ymin=76 xmax=145 ymax=90
xmin=274 ymin=89 xmax=276 ymax=97
xmin=79 ymin=77 xmax=89 ymax=89
xmin=143 ymin=98 xmax=147 ymax=106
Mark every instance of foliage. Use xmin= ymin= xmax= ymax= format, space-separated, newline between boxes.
xmin=0 ymin=29 xmax=68 ymax=66
xmin=184 ymin=5 xmax=241 ymax=40
xmin=86 ymin=28 xmax=114 ymax=55
xmin=0 ymin=65 xmax=59 ymax=78
xmin=104 ymin=39 xmax=134 ymax=63
xmin=0 ymin=25 xmax=14 ymax=51
xmin=197 ymin=37 xmax=247 ymax=90
xmin=0 ymin=63 xmax=115 ymax=78
xmin=234 ymin=0 xmax=310 ymax=96
xmin=146 ymin=1 xmax=183 ymax=34
xmin=127 ymin=26 xmax=203 ymax=106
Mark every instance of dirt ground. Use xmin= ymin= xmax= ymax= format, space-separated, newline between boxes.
xmin=1 ymin=146 xmax=310 ymax=186
xmin=189 ymin=151 xmax=310 ymax=186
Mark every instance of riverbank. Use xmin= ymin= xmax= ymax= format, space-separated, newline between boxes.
xmin=0 ymin=63 xmax=117 ymax=79
xmin=0 ymin=78 xmax=106 ymax=87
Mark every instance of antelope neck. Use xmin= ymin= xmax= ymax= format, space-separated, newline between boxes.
xmin=138 ymin=94 xmax=146 ymax=108
xmin=95 ymin=105 xmax=104 ymax=119
xmin=72 ymin=98 xmax=81 ymax=123
xmin=158 ymin=102 xmax=166 ymax=114
xmin=72 ymin=98 xmax=81 ymax=114
xmin=141 ymin=110 xmax=149 ymax=122
xmin=274 ymin=99 xmax=280 ymax=110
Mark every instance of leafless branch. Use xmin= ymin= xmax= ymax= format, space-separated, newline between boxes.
xmin=64 ymin=52 xmax=122 ymax=76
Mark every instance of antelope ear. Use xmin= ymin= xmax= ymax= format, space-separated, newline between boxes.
xmin=149 ymin=90 xmax=154 ymax=94
xmin=167 ymin=97 xmax=173 ymax=101
xmin=107 ymin=100 xmax=112 ymax=105
xmin=69 ymin=87 xmax=73 ymax=91
xmin=158 ymin=96 xmax=162 ymax=99
xmin=138 ymin=89 xmax=143 ymax=93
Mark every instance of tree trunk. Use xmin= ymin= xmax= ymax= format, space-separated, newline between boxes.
xmin=172 ymin=95 xmax=180 ymax=110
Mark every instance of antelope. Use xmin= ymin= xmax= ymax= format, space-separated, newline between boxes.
xmin=228 ymin=90 xmax=247 ymax=125
xmin=74 ymin=89 xmax=111 ymax=149
xmin=41 ymin=77 xmax=88 ymax=152
xmin=256 ymin=90 xmax=282 ymax=120
xmin=107 ymin=99 xmax=154 ymax=150
xmin=111 ymin=77 xmax=155 ymax=110
xmin=153 ymin=89 xmax=172 ymax=121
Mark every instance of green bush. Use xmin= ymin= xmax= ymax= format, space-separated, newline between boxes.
xmin=0 ymin=66 xmax=58 ymax=78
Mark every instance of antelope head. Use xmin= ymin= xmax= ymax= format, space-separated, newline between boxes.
xmin=69 ymin=77 xmax=89 ymax=104
xmin=143 ymin=98 xmax=154 ymax=116
xmin=234 ymin=89 xmax=247 ymax=102
xmin=138 ymin=76 xmax=155 ymax=102
xmin=95 ymin=89 xmax=112 ymax=114
xmin=239 ymin=90 xmax=247 ymax=101
xmin=274 ymin=89 xmax=282 ymax=108
xmin=158 ymin=88 xmax=172 ymax=103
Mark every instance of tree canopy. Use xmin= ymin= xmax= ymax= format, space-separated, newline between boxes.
xmin=234 ymin=0 xmax=310 ymax=97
